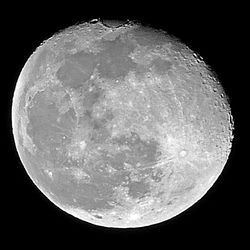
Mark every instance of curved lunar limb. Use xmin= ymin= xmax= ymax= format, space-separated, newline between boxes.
xmin=12 ymin=19 xmax=234 ymax=228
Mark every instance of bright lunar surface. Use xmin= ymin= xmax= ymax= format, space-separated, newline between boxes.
xmin=11 ymin=20 xmax=234 ymax=228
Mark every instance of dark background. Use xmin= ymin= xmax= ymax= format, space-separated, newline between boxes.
xmin=3 ymin=3 xmax=244 ymax=247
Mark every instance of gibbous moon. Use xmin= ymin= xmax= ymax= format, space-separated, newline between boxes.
xmin=12 ymin=19 xmax=234 ymax=228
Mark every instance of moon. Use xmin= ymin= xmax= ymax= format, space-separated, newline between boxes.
xmin=11 ymin=19 xmax=234 ymax=228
